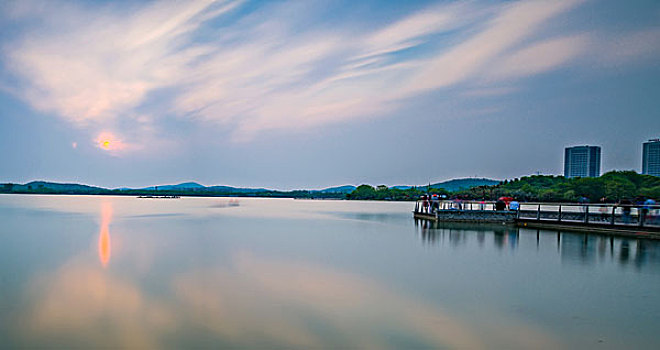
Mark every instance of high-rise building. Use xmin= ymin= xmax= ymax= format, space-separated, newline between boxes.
xmin=564 ymin=145 xmax=601 ymax=178
xmin=642 ymin=139 xmax=660 ymax=177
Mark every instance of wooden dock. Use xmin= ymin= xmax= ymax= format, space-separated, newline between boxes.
xmin=413 ymin=201 xmax=660 ymax=240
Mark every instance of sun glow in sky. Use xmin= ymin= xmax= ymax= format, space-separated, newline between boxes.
xmin=95 ymin=132 xmax=125 ymax=152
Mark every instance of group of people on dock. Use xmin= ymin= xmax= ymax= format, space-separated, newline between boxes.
xmin=416 ymin=195 xmax=520 ymax=214
xmin=615 ymin=197 xmax=658 ymax=224
xmin=417 ymin=194 xmax=442 ymax=213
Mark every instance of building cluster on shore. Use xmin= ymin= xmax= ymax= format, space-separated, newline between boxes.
xmin=564 ymin=139 xmax=660 ymax=178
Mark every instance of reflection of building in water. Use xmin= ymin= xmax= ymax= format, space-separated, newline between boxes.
xmin=98 ymin=201 xmax=112 ymax=267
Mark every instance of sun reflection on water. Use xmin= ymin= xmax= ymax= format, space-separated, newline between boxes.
xmin=98 ymin=201 xmax=112 ymax=267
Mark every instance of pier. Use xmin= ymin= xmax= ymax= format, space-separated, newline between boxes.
xmin=414 ymin=200 xmax=660 ymax=239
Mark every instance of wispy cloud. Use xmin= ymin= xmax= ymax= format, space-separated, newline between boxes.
xmin=2 ymin=0 xmax=659 ymax=147
xmin=4 ymin=0 xmax=241 ymax=125
xmin=403 ymin=0 xmax=586 ymax=93
xmin=486 ymin=34 xmax=588 ymax=81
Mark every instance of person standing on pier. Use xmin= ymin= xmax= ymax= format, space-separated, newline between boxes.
xmin=509 ymin=200 xmax=520 ymax=211
xmin=619 ymin=198 xmax=633 ymax=224
xmin=643 ymin=198 xmax=656 ymax=224
xmin=431 ymin=194 xmax=440 ymax=213
xmin=578 ymin=196 xmax=589 ymax=213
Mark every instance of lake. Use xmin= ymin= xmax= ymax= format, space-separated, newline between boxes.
xmin=1 ymin=194 xmax=659 ymax=349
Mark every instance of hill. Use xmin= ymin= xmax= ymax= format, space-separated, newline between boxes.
xmin=317 ymin=185 xmax=356 ymax=194
xmin=431 ymin=178 xmax=500 ymax=192
xmin=141 ymin=182 xmax=206 ymax=191
xmin=207 ymin=185 xmax=270 ymax=193
xmin=11 ymin=181 xmax=107 ymax=193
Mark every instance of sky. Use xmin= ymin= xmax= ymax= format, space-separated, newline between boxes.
xmin=1 ymin=0 xmax=659 ymax=190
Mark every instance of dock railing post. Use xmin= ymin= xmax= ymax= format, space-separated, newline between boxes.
xmin=610 ymin=206 xmax=616 ymax=225
xmin=584 ymin=205 xmax=589 ymax=223
xmin=537 ymin=204 xmax=541 ymax=221
xmin=558 ymin=204 xmax=562 ymax=222
xmin=639 ymin=206 xmax=645 ymax=227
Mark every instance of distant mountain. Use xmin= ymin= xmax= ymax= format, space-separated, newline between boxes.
xmin=317 ymin=185 xmax=356 ymax=193
xmin=138 ymin=182 xmax=273 ymax=193
xmin=207 ymin=185 xmax=270 ymax=193
xmin=1 ymin=178 xmax=501 ymax=197
xmin=431 ymin=178 xmax=500 ymax=192
xmin=141 ymin=182 xmax=206 ymax=191
xmin=1 ymin=180 xmax=324 ymax=197
xmin=10 ymin=181 xmax=107 ymax=193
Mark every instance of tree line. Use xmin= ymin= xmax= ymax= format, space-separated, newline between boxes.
xmin=3 ymin=171 xmax=659 ymax=202
xmin=346 ymin=171 xmax=660 ymax=202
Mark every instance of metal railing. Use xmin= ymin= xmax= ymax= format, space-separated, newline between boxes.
xmin=414 ymin=200 xmax=498 ymax=213
xmin=518 ymin=202 xmax=660 ymax=228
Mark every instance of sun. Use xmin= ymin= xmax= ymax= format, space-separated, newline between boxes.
xmin=95 ymin=132 xmax=125 ymax=151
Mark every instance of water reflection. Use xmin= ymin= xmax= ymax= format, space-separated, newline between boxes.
xmin=98 ymin=201 xmax=112 ymax=267
xmin=2 ymin=196 xmax=659 ymax=349
xmin=557 ymin=233 xmax=660 ymax=271
xmin=415 ymin=219 xmax=519 ymax=250
xmin=20 ymin=250 xmax=565 ymax=349
xmin=414 ymin=219 xmax=660 ymax=271
xmin=560 ymin=234 xmax=597 ymax=265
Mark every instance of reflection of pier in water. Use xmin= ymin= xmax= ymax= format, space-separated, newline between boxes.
xmin=414 ymin=219 xmax=660 ymax=271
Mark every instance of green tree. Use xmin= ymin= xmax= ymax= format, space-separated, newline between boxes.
xmin=605 ymin=179 xmax=636 ymax=200
xmin=348 ymin=185 xmax=377 ymax=200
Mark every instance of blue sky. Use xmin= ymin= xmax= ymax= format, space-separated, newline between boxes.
xmin=1 ymin=0 xmax=659 ymax=189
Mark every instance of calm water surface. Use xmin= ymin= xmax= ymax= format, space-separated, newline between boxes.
xmin=1 ymin=194 xmax=659 ymax=349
